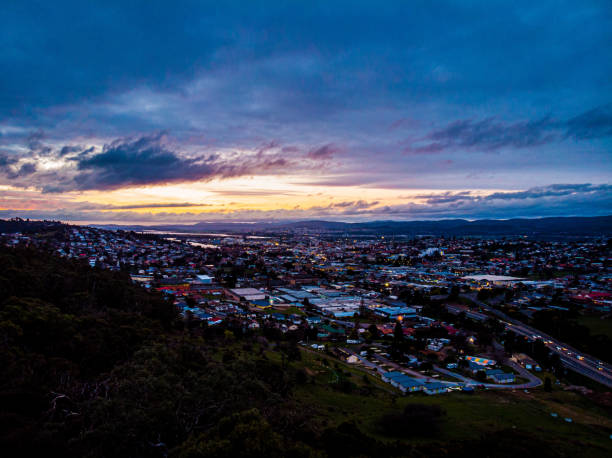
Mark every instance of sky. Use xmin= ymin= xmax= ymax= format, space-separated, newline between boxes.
xmin=0 ymin=0 xmax=611 ymax=224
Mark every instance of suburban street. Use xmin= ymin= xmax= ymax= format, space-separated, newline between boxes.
xmin=341 ymin=347 xmax=543 ymax=391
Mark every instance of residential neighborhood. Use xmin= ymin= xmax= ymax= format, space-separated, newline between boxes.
xmin=2 ymin=219 xmax=611 ymax=392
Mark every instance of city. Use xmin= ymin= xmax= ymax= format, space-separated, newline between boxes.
xmin=1 ymin=1 xmax=610 ymax=456
xmin=3 ymin=219 xmax=611 ymax=393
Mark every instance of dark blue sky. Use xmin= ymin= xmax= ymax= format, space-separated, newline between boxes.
xmin=0 ymin=1 xmax=610 ymax=223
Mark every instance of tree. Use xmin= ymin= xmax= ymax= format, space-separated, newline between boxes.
xmin=448 ymin=285 xmax=460 ymax=301
xmin=393 ymin=321 xmax=403 ymax=342
xmin=477 ymin=289 xmax=491 ymax=302
xmin=391 ymin=321 xmax=404 ymax=357
xmin=544 ymin=377 xmax=552 ymax=392
xmin=367 ymin=324 xmax=380 ymax=340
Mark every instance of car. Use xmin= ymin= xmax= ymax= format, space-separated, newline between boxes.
xmin=576 ymin=355 xmax=584 ymax=361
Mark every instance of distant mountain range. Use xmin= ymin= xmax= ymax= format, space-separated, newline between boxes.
xmin=92 ymin=215 xmax=612 ymax=238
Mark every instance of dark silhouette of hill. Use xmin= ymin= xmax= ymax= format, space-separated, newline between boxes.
xmin=95 ymin=215 xmax=612 ymax=238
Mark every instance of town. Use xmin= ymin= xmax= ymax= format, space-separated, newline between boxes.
xmin=3 ymin=219 xmax=611 ymax=395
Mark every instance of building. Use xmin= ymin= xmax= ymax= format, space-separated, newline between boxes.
xmin=226 ymin=287 xmax=267 ymax=302
xmin=194 ymin=274 xmax=213 ymax=284
xmin=423 ymin=381 xmax=448 ymax=395
xmin=380 ymin=371 xmax=425 ymax=393
xmin=465 ymin=356 xmax=496 ymax=366
xmin=372 ymin=306 xmax=417 ymax=320
xmin=485 ymin=368 xmax=515 ymax=384
xmin=512 ymin=353 xmax=542 ymax=371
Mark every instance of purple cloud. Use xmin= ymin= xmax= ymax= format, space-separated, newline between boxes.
xmin=307 ymin=144 xmax=339 ymax=160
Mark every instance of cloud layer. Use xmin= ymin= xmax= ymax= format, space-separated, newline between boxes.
xmin=0 ymin=1 xmax=610 ymax=222
xmin=405 ymin=105 xmax=612 ymax=154
xmin=1 ymin=183 xmax=609 ymax=223
xmin=0 ymin=133 xmax=336 ymax=193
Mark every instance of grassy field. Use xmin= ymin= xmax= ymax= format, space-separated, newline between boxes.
xmin=290 ymin=348 xmax=612 ymax=457
xmin=578 ymin=316 xmax=612 ymax=339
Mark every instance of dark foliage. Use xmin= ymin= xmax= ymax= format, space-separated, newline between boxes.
xmin=531 ymin=310 xmax=612 ymax=361
xmin=379 ymin=404 xmax=446 ymax=437
xmin=0 ymin=244 xmax=604 ymax=457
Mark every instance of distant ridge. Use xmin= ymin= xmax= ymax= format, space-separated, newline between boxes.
xmin=90 ymin=215 xmax=612 ymax=238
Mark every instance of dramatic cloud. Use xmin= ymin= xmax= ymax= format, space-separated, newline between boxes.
xmin=0 ymin=133 xmax=334 ymax=192
xmin=0 ymin=2 xmax=610 ymax=222
xmin=415 ymin=184 xmax=611 ymax=206
xmin=307 ymin=144 xmax=339 ymax=160
xmin=565 ymin=104 xmax=612 ymax=140
xmin=0 ymin=154 xmax=17 ymax=167
xmin=484 ymin=184 xmax=611 ymax=201
xmin=81 ymin=202 xmax=210 ymax=210
xmin=72 ymin=134 xmax=220 ymax=191
xmin=405 ymin=106 xmax=612 ymax=154
xmin=413 ymin=117 xmax=555 ymax=152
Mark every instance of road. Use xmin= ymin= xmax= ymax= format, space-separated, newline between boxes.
xmin=460 ymin=293 xmax=612 ymax=389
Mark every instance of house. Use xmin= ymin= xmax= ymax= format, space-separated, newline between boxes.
xmin=423 ymin=381 xmax=448 ymax=395
xmin=485 ymin=368 xmax=515 ymax=384
xmin=380 ymin=372 xmax=425 ymax=393
xmin=306 ymin=316 xmax=322 ymax=325
xmin=397 ymin=377 xmax=425 ymax=393
xmin=194 ymin=274 xmax=213 ymax=284
xmin=251 ymin=299 xmax=272 ymax=309
xmin=380 ymin=371 xmax=404 ymax=384
xmin=490 ymin=372 xmax=515 ymax=384
xmin=467 ymin=361 xmax=486 ymax=373
xmin=512 ymin=353 xmax=542 ymax=371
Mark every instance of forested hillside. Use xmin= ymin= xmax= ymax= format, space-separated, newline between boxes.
xmin=0 ymin=245 xmax=610 ymax=457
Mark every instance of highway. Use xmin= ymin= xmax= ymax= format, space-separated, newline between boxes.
xmin=460 ymin=293 xmax=612 ymax=389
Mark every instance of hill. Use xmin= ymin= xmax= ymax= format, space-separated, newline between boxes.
xmin=94 ymin=215 xmax=612 ymax=238
xmin=1 ymin=244 xmax=611 ymax=457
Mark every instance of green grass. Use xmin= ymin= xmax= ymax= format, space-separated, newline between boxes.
xmin=290 ymin=349 xmax=612 ymax=457
xmin=578 ymin=316 xmax=612 ymax=339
